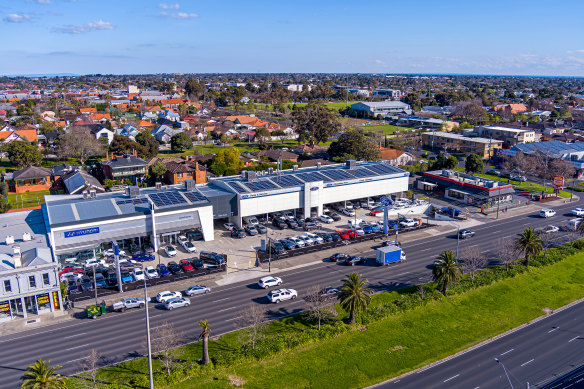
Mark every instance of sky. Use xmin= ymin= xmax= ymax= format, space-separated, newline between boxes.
xmin=1 ymin=0 xmax=584 ymax=77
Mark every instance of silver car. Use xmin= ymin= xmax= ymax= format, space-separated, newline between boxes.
xmin=164 ymin=297 xmax=190 ymax=310
xmin=184 ymin=285 xmax=211 ymax=296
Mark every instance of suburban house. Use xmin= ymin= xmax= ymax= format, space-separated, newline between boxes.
xmin=0 ymin=127 xmax=38 ymax=144
xmin=293 ymin=143 xmax=322 ymax=156
xmin=300 ymin=159 xmax=334 ymax=168
xmin=254 ymin=149 xmax=299 ymax=163
xmin=493 ymin=103 xmax=528 ymax=115
xmin=8 ymin=166 xmax=52 ymax=194
xmin=350 ymin=101 xmax=412 ymax=117
xmin=163 ymin=159 xmax=207 ymax=185
xmin=378 ymin=147 xmax=416 ymax=166
xmin=151 ymin=125 xmax=182 ymax=143
xmin=101 ymin=154 xmax=148 ymax=184
xmin=421 ymin=131 xmax=503 ymax=158
xmin=61 ymin=169 xmax=105 ymax=194
xmin=373 ymin=89 xmax=404 ymax=98
xmin=80 ymin=124 xmax=114 ymax=144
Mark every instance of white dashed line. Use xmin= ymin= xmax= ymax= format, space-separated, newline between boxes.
xmin=218 ymin=306 xmax=238 ymax=312
xmin=547 ymin=327 xmax=559 ymax=333
xmin=501 ymin=348 xmax=514 ymax=355
xmin=63 ymin=357 xmax=86 ymax=364
xmin=224 ymin=316 xmax=241 ymax=322
xmin=569 ymin=336 xmax=580 ymax=342
xmin=443 ymin=374 xmax=460 ymax=382
xmin=521 ymin=359 xmax=534 ymax=367
xmin=65 ymin=344 xmax=90 ymax=351
xmin=64 ymin=333 xmax=86 ymax=339
xmin=214 ymin=297 xmax=230 ymax=302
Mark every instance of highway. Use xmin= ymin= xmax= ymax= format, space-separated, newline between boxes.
xmin=1 ymin=196 xmax=583 ymax=388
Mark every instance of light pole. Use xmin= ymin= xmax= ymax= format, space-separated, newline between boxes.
xmin=142 ymin=265 xmax=154 ymax=389
xmin=456 ymin=226 xmax=460 ymax=259
xmin=494 ymin=358 xmax=514 ymax=389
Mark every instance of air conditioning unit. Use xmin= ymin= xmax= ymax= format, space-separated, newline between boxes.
xmin=155 ymin=182 xmax=162 ymax=190
xmin=83 ymin=190 xmax=89 ymax=200
xmin=293 ymin=165 xmax=299 ymax=171
xmin=184 ymin=179 xmax=196 ymax=191
xmin=125 ymin=186 xmax=140 ymax=197
xmin=90 ymin=190 xmax=97 ymax=199
xmin=346 ymin=160 xmax=356 ymax=169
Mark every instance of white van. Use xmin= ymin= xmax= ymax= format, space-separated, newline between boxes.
xmin=243 ymin=216 xmax=259 ymax=226
xmin=539 ymin=209 xmax=556 ymax=218
xmin=567 ymin=218 xmax=583 ymax=231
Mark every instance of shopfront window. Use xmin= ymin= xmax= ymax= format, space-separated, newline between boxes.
xmin=36 ymin=293 xmax=51 ymax=313
xmin=25 ymin=296 xmax=37 ymax=315
xmin=9 ymin=298 xmax=23 ymax=317
xmin=0 ymin=301 xmax=10 ymax=320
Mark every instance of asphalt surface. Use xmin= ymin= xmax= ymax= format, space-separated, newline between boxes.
xmin=2 ymin=196 xmax=584 ymax=388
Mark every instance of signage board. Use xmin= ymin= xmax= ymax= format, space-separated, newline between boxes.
xmin=52 ymin=291 xmax=60 ymax=310
xmin=0 ymin=301 xmax=9 ymax=313
xmin=37 ymin=295 xmax=50 ymax=305
xmin=553 ymin=176 xmax=564 ymax=187
xmin=64 ymin=227 xmax=100 ymax=238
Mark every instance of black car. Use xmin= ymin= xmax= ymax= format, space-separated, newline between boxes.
xmin=458 ymin=229 xmax=476 ymax=239
xmin=199 ymin=251 xmax=225 ymax=265
xmin=67 ymin=280 xmax=79 ymax=294
xmin=329 ymin=253 xmax=349 ymax=262
xmin=190 ymin=258 xmax=205 ymax=269
xmin=271 ymin=241 xmax=285 ymax=254
xmin=305 ymin=217 xmax=318 ymax=224
xmin=286 ymin=219 xmax=299 ymax=229
xmin=256 ymin=224 xmax=267 ymax=234
xmin=272 ymin=218 xmax=289 ymax=229
xmin=279 ymin=239 xmax=296 ymax=250
xmin=79 ymin=276 xmax=94 ymax=292
xmin=330 ymin=213 xmax=342 ymax=222
xmin=329 ymin=233 xmax=341 ymax=242
xmin=94 ymin=274 xmax=107 ymax=288
xmin=344 ymin=256 xmax=365 ymax=266
xmin=486 ymin=169 xmax=500 ymax=176
xmin=231 ymin=227 xmax=246 ymax=238
xmin=303 ymin=222 xmax=319 ymax=231
xmin=106 ymin=271 xmax=118 ymax=286
xmin=295 ymin=217 xmax=306 ymax=228
xmin=317 ymin=232 xmax=333 ymax=242
xmin=167 ymin=261 xmax=182 ymax=274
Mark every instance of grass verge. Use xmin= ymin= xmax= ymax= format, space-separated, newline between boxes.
xmin=7 ymin=190 xmax=50 ymax=209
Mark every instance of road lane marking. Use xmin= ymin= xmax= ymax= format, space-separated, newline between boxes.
xmin=547 ymin=327 xmax=559 ymax=333
xmin=214 ymin=297 xmax=230 ymax=302
xmin=65 ymin=344 xmax=90 ymax=351
xmin=569 ymin=336 xmax=580 ymax=342
xmin=224 ymin=316 xmax=241 ymax=322
xmin=500 ymin=348 xmax=514 ymax=355
xmin=64 ymin=333 xmax=86 ymax=339
xmin=393 ymin=380 xmax=400 ymax=383
xmin=394 ymin=272 xmax=410 ymax=277
xmin=63 ymin=357 xmax=86 ymax=364
xmin=218 ymin=306 xmax=238 ymax=312
xmin=443 ymin=374 xmax=459 ymax=382
xmin=521 ymin=359 xmax=534 ymax=367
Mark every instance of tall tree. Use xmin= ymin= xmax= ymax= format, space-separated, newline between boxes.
xmin=150 ymin=321 xmax=182 ymax=377
xmin=0 ymin=182 xmax=10 ymax=213
xmin=170 ymin=132 xmax=192 ymax=153
xmin=432 ymin=251 xmax=462 ymax=294
xmin=460 ymin=245 xmax=487 ymax=283
xmin=198 ymin=320 xmax=211 ymax=365
xmin=328 ymin=128 xmax=380 ymax=162
xmin=20 ymin=359 xmax=67 ymax=389
xmin=56 ymin=129 xmax=104 ymax=165
xmin=304 ymin=285 xmax=337 ymax=331
xmin=465 ymin=153 xmax=484 ymax=174
xmin=496 ymin=237 xmax=516 ymax=271
xmin=149 ymin=161 xmax=167 ymax=182
xmin=4 ymin=141 xmax=42 ymax=168
xmin=184 ymin=79 xmax=205 ymax=100
xmin=108 ymin=135 xmax=141 ymax=156
xmin=337 ymin=272 xmax=372 ymax=324
xmin=235 ymin=304 xmax=266 ymax=349
xmin=134 ymin=131 xmax=159 ymax=159
xmin=292 ymin=100 xmax=341 ymax=144
xmin=514 ymin=227 xmax=543 ymax=267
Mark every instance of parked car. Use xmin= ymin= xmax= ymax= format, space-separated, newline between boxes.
xmin=164 ymin=297 xmax=190 ymax=310
xmin=382 ymin=240 xmax=401 ymax=247
xmin=190 ymin=258 xmax=205 ymax=269
xmin=303 ymin=232 xmax=323 ymax=244
xmin=362 ymin=224 xmax=373 ymax=234
xmin=164 ymin=245 xmax=177 ymax=257
xmin=267 ymin=288 xmax=297 ymax=303
xmin=303 ymin=222 xmax=319 ymax=231
xmin=370 ymin=223 xmax=381 ymax=233
xmin=340 ymin=208 xmax=356 ymax=217
xmin=145 ymin=266 xmax=159 ymax=279
xmin=572 ymin=208 xmax=584 ymax=217
xmin=132 ymin=254 xmax=155 ymax=262
xmin=231 ymin=227 xmax=247 ymax=238
xmin=112 ymin=297 xmax=145 ymax=312
xmin=330 ymin=212 xmax=342 ymax=221
xmin=295 ymin=217 xmax=306 ymax=228
xmin=270 ymin=241 xmax=286 ymax=254
xmin=540 ymin=209 xmax=556 ymax=218
xmin=156 ymin=291 xmax=182 ymax=303
xmin=285 ymin=219 xmax=298 ymax=229
xmin=180 ymin=240 xmax=197 ymax=253
xmin=132 ymin=268 xmax=145 ymax=281
xmin=256 ymin=224 xmax=267 ymax=234
xmin=199 ymin=251 xmax=225 ymax=265
xmin=179 ymin=259 xmax=194 ymax=272
xmin=279 ymin=239 xmax=297 ymax=250
xmin=458 ymin=229 xmax=476 ymax=239
xmin=167 ymin=261 xmax=182 ymax=274
xmin=288 ymin=236 xmax=305 ymax=248
xmin=79 ymin=276 xmax=94 ymax=292
xmin=369 ymin=209 xmax=384 ymax=216
xmin=272 ymin=218 xmax=289 ymax=229
xmin=184 ymin=285 xmax=211 ymax=296
xmin=94 ymin=274 xmax=107 ymax=288
xmin=329 ymin=253 xmax=349 ymax=262
xmin=486 ymin=169 xmax=501 ymax=176
xmin=399 ymin=218 xmax=417 ymax=228
xmin=120 ymin=271 xmax=133 ymax=284
xmin=156 ymin=264 xmax=170 ymax=277
xmin=352 ymin=227 xmax=365 ymax=235
xmin=317 ymin=232 xmax=333 ymax=242
xmin=319 ymin=215 xmax=334 ymax=224
xmin=344 ymin=256 xmax=365 ymax=266
xmin=67 ymin=280 xmax=80 ymax=294
xmin=298 ymin=235 xmax=314 ymax=246
xmin=223 ymin=222 xmax=235 ymax=231
xmin=258 ymin=276 xmax=283 ymax=289
xmin=245 ymin=225 xmax=259 ymax=236
xmin=347 ymin=218 xmax=363 ymax=228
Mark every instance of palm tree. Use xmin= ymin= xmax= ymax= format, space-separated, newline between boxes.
xmin=514 ymin=227 xmax=543 ymax=267
xmin=20 ymin=359 xmax=67 ymax=389
xmin=337 ymin=272 xmax=372 ymax=324
xmin=432 ymin=251 xmax=462 ymax=294
xmin=198 ymin=319 xmax=211 ymax=365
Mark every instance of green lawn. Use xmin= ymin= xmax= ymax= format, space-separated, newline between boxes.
xmin=73 ymin=246 xmax=584 ymax=389
xmin=357 ymin=124 xmax=412 ymax=135
xmin=7 ymin=190 xmax=50 ymax=209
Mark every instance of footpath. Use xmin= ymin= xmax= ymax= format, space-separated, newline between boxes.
xmin=0 ymin=196 xmax=574 ymax=336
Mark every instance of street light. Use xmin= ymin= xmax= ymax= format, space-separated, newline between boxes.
xmin=142 ymin=264 xmax=154 ymax=389
xmin=456 ymin=226 xmax=460 ymax=259
xmin=494 ymin=358 xmax=515 ymax=389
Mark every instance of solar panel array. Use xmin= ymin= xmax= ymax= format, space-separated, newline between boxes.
xmin=245 ymin=179 xmax=279 ymax=192
xmin=321 ymin=169 xmax=354 ymax=181
xmin=148 ymin=192 xmax=188 ymax=207
xmin=273 ymin=174 xmax=304 ymax=188
xmin=228 ymin=182 xmax=249 ymax=193
xmin=116 ymin=197 xmax=149 ymax=206
xmin=183 ymin=190 xmax=208 ymax=203
xmin=350 ymin=167 xmax=378 ymax=178
xmin=365 ymin=163 xmax=400 ymax=175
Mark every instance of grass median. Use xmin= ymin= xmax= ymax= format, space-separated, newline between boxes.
xmin=70 ymin=246 xmax=584 ymax=388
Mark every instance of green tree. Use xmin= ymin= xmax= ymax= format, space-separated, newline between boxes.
xmin=465 ymin=153 xmax=484 ymax=174
xmin=443 ymin=155 xmax=458 ymax=169
xmin=149 ymin=161 xmax=167 ymax=182
xmin=199 ymin=320 xmax=211 ymax=365
xmin=212 ymin=147 xmax=243 ymax=171
xmin=0 ymin=182 xmax=10 ymax=213
xmin=20 ymin=359 xmax=67 ymax=389
xmin=108 ymin=135 xmax=141 ymax=156
xmin=254 ymin=128 xmax=271 ymax=145
xmin=4 ymin=141 xmax=42 ymax=168
xmin=134 ymin=131 xmax=159 ymax=159
xmin=432 ymin=251 xmax=462 ymax=294
xmin=208 ymin=161 xmax=227 ymax=176
xmin=328 ymin=128 xmax=380 ymax=161
xmin=337 ymin=272 xmax=372 ymax=324
xmin=184 ymin=79 xmax=205 ymax=100
xmin=292 ymin=100 xmax=341 ymax=144
xmin=170 ymin=132 xmax=192 ymax=153
xmin=514 ymin=227 xmax=543 ymax=267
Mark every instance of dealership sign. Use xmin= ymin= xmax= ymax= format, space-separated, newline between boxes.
xmin=64 ymin=227 xmax=100 ymax=238
xmin=553 ymin=176 xmax=565 ymax=187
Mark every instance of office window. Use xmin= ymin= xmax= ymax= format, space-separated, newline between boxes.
xmin=43 ymin=273 xmax=50 ymax=286
xmin=29 ymin=275 xmax=36 ymax=288
xmin=4 ymin=280 xmax=11 ymax=293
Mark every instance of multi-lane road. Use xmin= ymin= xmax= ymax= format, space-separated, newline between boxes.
xmin=1 ymin=196 xmax=583 ymax=388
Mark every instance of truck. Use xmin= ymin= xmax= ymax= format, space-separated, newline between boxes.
xmin=376 ymin=245 xmax=406 ymax=266
xmin=112 ymin=297 xmax=146 ymax=312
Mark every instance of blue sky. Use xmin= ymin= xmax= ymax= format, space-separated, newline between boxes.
xmin=1 ymin=0 xmax=584 ymax=76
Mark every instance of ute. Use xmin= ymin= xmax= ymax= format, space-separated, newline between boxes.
xmin=112 ymin=297 xmax=146 ymax=312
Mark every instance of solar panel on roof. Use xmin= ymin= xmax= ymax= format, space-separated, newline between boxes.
xmin=365 ymin=164 xmax=399 ymax=175
xmin=295 ymin=171 xmax=333 ymax=183
xmin=273 ymin=174 xmax=304 ymax=188
xmin=245 ymin=179 xmax=278 ymax=192
xmin=350 ymin=168 xmax=377 ymax=178
xmin=321 ymin=169 xmax=355 ymax=181
xmin=116 ymin=198 xmax=149 ymax=206
xmin=228 ymin=182 xmax=249 ymax=193
xmin=149 ymin=192 xmax=188 ymax=207
xmin=184 ymin=190 xmax=208 ymax=203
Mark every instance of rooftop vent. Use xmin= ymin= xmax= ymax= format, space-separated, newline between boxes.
xmin=317 ymin=162 xmax=321 ymax=169
xmin=89 ymin=189 xmax=97 ymax=199
xmin=155 ymin=182 xmax=162 ymax=190
xmin=268 ymin=167 xmax=274 ymax=174
xmin=126 ymin=186 xmax=140 ymax=197
xmin=293 ymin=165 xmax=299 ymax=171
xmin=184 ymin=179 xmax=196 ymax=191
xmin=83 ymin=190 xmax=89 ymax=200
xmin=244 ymin=171 xmax=257 ymax=181
xmin=346 ymin=160 xmax=356 ymax=169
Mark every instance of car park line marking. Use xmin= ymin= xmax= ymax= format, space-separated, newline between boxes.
xmin=64 ymin=333 xmax=86 ymax=339
xmin=218 ymin=306 xmax=238 ymax=312
xmin=65 ymin=344 xmax=90 ymax=351
xmin=569 ymin=336 xmax=580 ymax=342
xmin=548 ymin=327 xmax=559 ymax=333
xmin=500 ymin=348 xmax=514 ymax=355
xmin=520 ymin=359 xmax=534 ymax=367
xmin=443 ymin=374 xmax=459 ymax=382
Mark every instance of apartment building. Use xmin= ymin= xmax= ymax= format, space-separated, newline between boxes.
xmin=422 ymin=131 xmax=503 ymax=158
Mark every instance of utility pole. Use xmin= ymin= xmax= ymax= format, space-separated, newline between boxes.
xmin=143 ymin=267 xmax=154 ymax=389
xmin=494 ymin=358 xmax=514 ymax=389
xmin=456 ymin=226 xmax=460 ymax=259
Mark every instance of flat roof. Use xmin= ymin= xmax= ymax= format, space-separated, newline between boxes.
xmin=0 ymin=209 xmax=50 ymax=256
xmin=482 ymin=125 xmax=534 ymax=134
xmin=425 ymin=131 xmax=502 ymax=144
xmin=513 ymin=140 xmax=584 ymax=155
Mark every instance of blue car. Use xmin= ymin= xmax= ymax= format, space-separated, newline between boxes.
xmin=120 ymin=271 xmax=133 ymax=284
xmin=362 ymin=224 xmax=373 ymax=234
xmin=370 ymin=224 xmax=381 ymax=233
xmin=157 ymin=264 xmax=170 ymax=277
xmin=133 ymin=254 xmax=155 ymax=262
xmin=441 ymin=206 xmax=461 ymax=216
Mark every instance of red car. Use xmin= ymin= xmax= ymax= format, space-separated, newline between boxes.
xmin=369 ymin=209 xmax=384 ymax=216
xmin=58 ymin=267 xmax=83 ymax=277
xmin=336 ymin=229 xmax=358 ymax=240
xmin=179 ymin=259 xmax=194 ymax=272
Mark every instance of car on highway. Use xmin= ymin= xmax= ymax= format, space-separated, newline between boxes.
xmin=329 ymin=253 xmax=349 ymax=262
xmin=320 ymin=286 xmax=340 ymax=298
xmin=164 ymin=297 xmax=190 ymax=310
xmin=540 ymin=209 xmax=556 ymax=218
xmin=132 ymin=268 xmax=145 ymax=281
xmin=340 ymin=208 xmax=356 ymax=217
xmin=167 ymin=261 xmax=182 ymax=274
xmin=184 ymin=285 xmax=211 ymax=296
xmin=223 ymin=222 xmax=235 ymax=231
xmin=156 ymin=264 xmax=170 ymax=277
xmin=179 ymin=259 xmax=194 ymax=272
xmin=330 ymin=212 xmax=342 ymax=221
xmin=382 ymin=240 xmax=401 ymax=247
xmin=539 ymin=225 xmax=560 ymax=234
xmin=145 ymin=266 xmax=159 ymax=279
xmin=112 ymin=297 xmax=145 ymax=312
xmin=156 ymin=291 xmax=182 ymax=303
xmin=164 ymin=245 xmax=177 ymax=257
xmin=319 ymin=215 xmax=334 ymax=224
xmin=132 ymin=253 xmax=155 ymax=262
xmin=267 ymin=288 xmax=297 ymax=303
xmin=258 ymin=276 xmax=283 ymax=289
xmin=344 ymin=256 xmax=365 ymax=266
xmin=180 ymin=240 xmax=197 ymax=253
xmin=572 ymin=208 xmax=584 ymax=217
xmin=458 ymin=229 xmax=476 ymax=239
xmin=567 ymin=218 xmax=583 ymax=231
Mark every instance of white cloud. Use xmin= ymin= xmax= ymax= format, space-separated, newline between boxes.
xmin=159 ymin=3 xmax=180 ymax=9
xmin=52 ymin=20 xmax=115 ymax=34
xmin=4 ymin=14 xmax=32 ymax=23
xmin=160 ymin=11 xmax=199 ymax=19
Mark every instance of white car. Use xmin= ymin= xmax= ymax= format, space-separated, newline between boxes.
xmin=164 ymin=245 xmax=177 ymax=257
xmin=177 ymin=235 xmax=188 ymax=245
xmin=399 ymin=218 xmax=417 ymax=228
xmin=572 ymin=208 xmax=584 ymax=217
xmin=185 ymin=285 xmax=211 ymax=296
xmin=298 ymin=235 xmax=314 ymax=246
xmin=85 ymin=259 xmax=106 ymax=268
xmin=540 ymin=225 xmax=560 ymax=234
xmin=164 ymin=297 xmax=190 ymax=310
xmin=132 ymin=268 xmax=145 ymax=281
xmin=353 ymin=227 xmax=365 ymax=235
xmin=302 ymin=232 xmax=323 ymax=244
xmin=267 ymin=288 xmax=297 ymax=303
xmin=288 ymin=236 xmax=305 ymax=248
xmin=539 ymin=209 xmax=556 ymax=218
xmin=345 ymin=203 xmax=354 ymax=210
xmin=180 ymin=240 xmax=197 ymax=253
xmin=347 ymin=218 xmax=363 ymax=228
xmin=341 ymin=208 xmax=355 ymax=217
xmin=223 ymin=223 xmax=235 ymax=231
xmin=103 ymin=248 xmax=126 ymax=257
xmin=63 ymin=257 xmax=78 ymax=265
xmin=258 ymin=276 xmax=283 ymax=289
xmin=145 ymin=266 xmax=159 ymax=279
xmin=319 ymin=215 xmax=334 ymax=224
xmin=283 ymin=211 xmax=295 ymax=221
xmin=156 ymin=291 xmax=182 ymax=303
